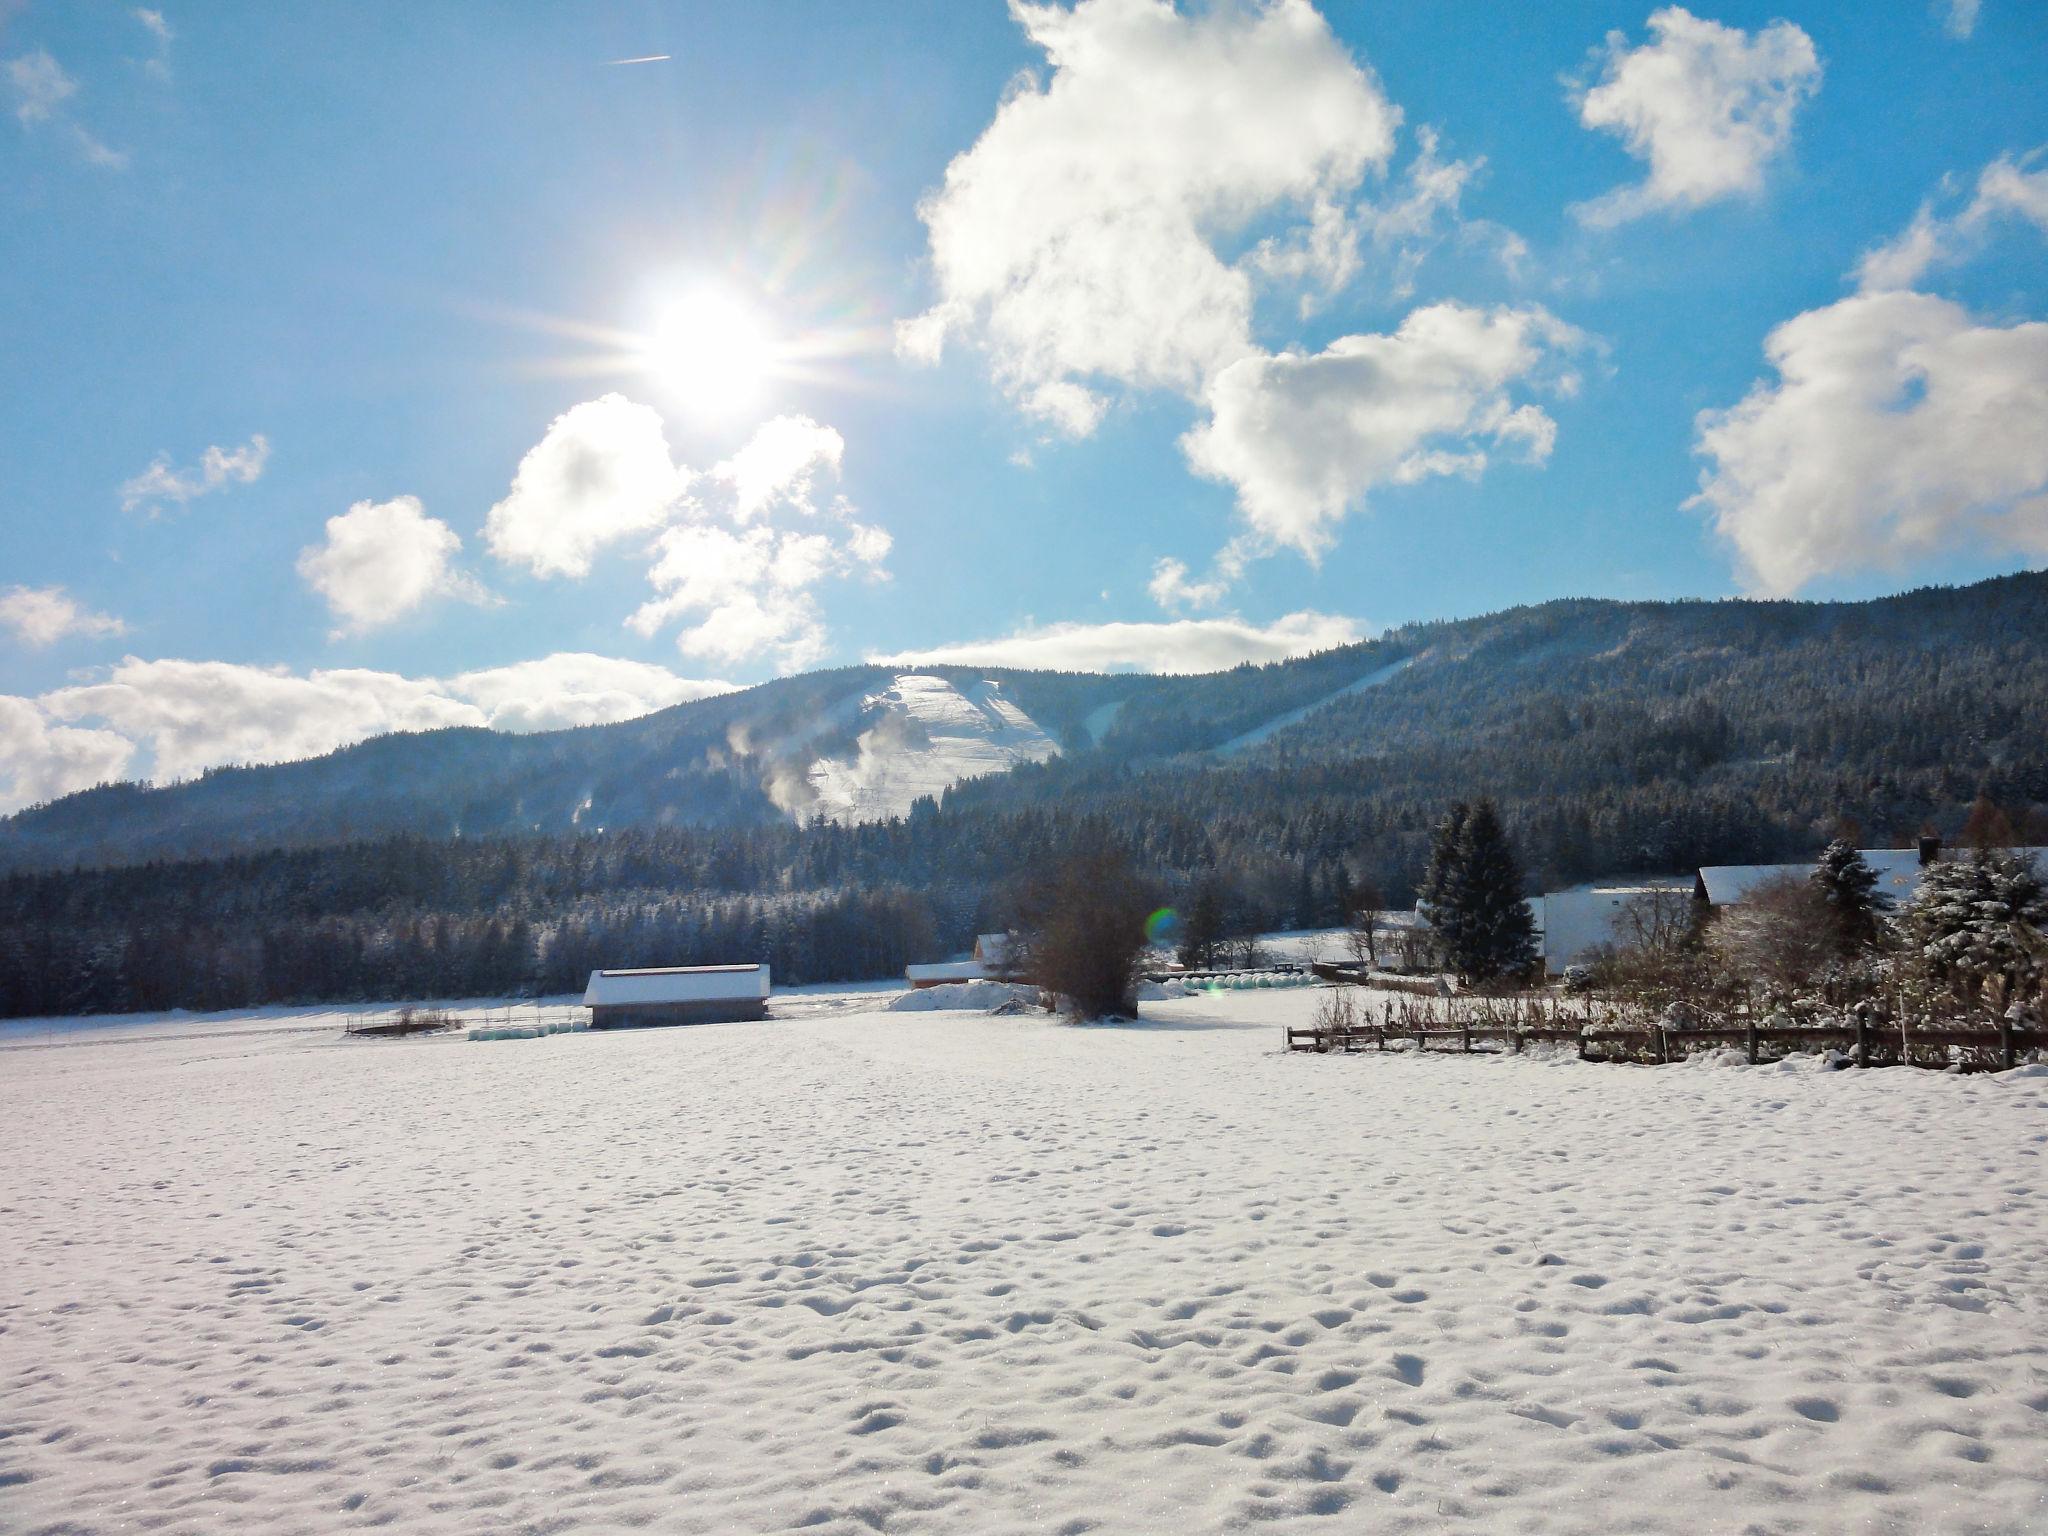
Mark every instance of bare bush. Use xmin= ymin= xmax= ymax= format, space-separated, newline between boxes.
xmin=1705 ymin=874 xmax=1837 ymax=999
xmin=1014 ymin=847 xmax=1152 ymax=1020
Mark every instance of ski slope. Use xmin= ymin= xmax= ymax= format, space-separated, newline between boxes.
xmin=805 ymin=674 xmax=1060 ymax=824
xmin=1213 ymin=654 xmax=1421 ymax=755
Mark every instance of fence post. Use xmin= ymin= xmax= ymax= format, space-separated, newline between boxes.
xmin=1746 ymin=1021 xmax=1759 ymax=1066
xmin=1854 ymin=1010 xmax=1870 ymax=1066
xmin=1656 ymin=1024 xmax=1670 ymax=1065
xmin=1900 ymin=1013 xmax=1911 ymax=1069
xmin=1461 ymin=1026 xmax=1471 ymax=1054
xmin=1999 ymin=1014 xmax=2016 ymax=1072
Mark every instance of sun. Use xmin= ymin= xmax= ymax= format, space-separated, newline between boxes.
xmin=643 ymin=287 xmax=778 ymax=421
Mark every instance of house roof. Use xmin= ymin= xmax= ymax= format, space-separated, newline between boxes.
xmin=1694 ymin=848 xmax=2021 ymax=907
xmin=906 ymin=961 xmax=988 ymax=983
xmin=583 ymin=964 xmax=770 ymax=1007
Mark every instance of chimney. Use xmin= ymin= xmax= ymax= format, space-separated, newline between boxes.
xmin=1918 ymin=834 xmax=1942 ymax=866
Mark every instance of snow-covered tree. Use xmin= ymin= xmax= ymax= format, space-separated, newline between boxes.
xmin=1810 ymin=839 xmax=1890 ymax=956
xmin=1901 ymin=849 xmax=2048 ymax=1003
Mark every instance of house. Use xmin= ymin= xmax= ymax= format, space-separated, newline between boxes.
xmin=1695 ymin=837 xmax=2048 ymax=911
xmin=1535 ymin=878 xmax=1696 ymax=974
xmin=905 ymin=933 xmax=1022 ymax=989
xmin=583 ymin=963 xmax=770 ymax=1028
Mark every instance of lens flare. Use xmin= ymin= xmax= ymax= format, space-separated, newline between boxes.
xmin=1145 ymin=907 xmax=1181 ymax=945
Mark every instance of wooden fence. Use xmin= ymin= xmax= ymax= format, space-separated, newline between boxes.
xmin=1285 ymin=1009 xmax=2045 ymax=1072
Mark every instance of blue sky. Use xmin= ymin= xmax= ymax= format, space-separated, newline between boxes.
xmin=1 ymin=1 xmax=2045 ymax=806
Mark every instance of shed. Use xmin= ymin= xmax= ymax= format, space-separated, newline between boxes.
xmin=906 ymin=960 xmax=987 ymax=988
xmin=584 ymin=964 xmax=770 ymax=1028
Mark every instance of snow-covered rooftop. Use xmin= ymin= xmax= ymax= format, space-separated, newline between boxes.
xmin=583 ymin=964 xmax=770 ymax=1007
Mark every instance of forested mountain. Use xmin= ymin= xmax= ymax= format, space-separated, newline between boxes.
xmin=6 ymin=572 xmax=2046 ymax=1016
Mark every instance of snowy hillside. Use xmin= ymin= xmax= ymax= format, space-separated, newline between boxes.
xmin=805 ymin=674 xmax=1061 ymax=824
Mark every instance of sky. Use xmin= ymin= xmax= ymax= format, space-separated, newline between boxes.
xmin=2 ymin=0 xmax=2045 ymax=810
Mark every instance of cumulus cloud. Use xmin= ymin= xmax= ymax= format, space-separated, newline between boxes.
xmin=0 ymin=585 xmax=127 ymax=649
xmin=899 ymin=0 xmax=1398 ymax=430
xmin=1570 ymin=7 xmax=1821 ymax=227
xmin=606 ymin=414 xmax=892 ymax=671
xmin=483 ymin=394 xmax=687 ymax=578
xmin=874 ymin=610 xmax=1362 ymax=675
xmin=118 ymin=434 xmax=270 ymax=515
xmin=1691 ymin=289 xmax=2048 ymax=595
xmin=1941 ymin=0 xmax=1980 ymax=40
xmin=1183 ymin=303 xmax=1581 ymax=557
xmin=40 ymin=660 xmax=485 ymax=786
xmin=297 ymin=496 xmax=490 ymax=636
xmin=1146 ymin=556 xmax=1234 ymax=612
xmin=0 ymin=695 xmax=135 ymax=814
xmin=444 ymin=654 xmax=734 ymax=733
xmin=1855 ymin=149 xmax=2048 ymax=292
xmin=713 ymin=414 xmax=844 ymax=521
xmin=8 ymin=651 xmax=734 ymax=807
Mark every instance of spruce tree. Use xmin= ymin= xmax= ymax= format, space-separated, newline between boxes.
xmin=1810 ymin=839 xmax=1889 ymax=956
xmin=1445 ymin=800 xmax=1539 ymax=983
xmin=1903 ymin=849 xmax=2048 ymax=1002
xmin=1419 ymin=801 xmax=1471 ymax=966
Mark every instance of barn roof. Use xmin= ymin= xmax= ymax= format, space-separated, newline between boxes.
xmin=583 ymin=964 xmax=770 ymax=1007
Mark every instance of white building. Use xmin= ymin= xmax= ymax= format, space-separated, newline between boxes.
xmin=1535 ymin=878 xmax=1695 ymax=973
xmin=905 ymin=933 xmax=1020 ymax=989
xmin=583 ymin=964 xmax=770 ymax=1028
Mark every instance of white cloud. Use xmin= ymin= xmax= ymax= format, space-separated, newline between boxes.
xmin=40 ymin=660 xmax=487 ymax=785
xmin=713 ymin=414 xmax=843 ymax=520
xmin=5 ymin=48 xmax=73 ymax=123
xmin=899 ymin=0 xmax=1398 ymax=430
xmin=1570 ymin=7 xmax=1821 ymax=227
xmin=0 ymin=585 xmax=127 ymax=649
xmin=444 ymin=654 xmax=734 ymax=733
xmin=4 ymin=48 xmax=129 ymax=168
xmin=296 ymin=495 xmax=489 ymax=636
xmin=610 ymin=414 xmax=890 ymax=670
xmin=1855 ymin=149 xmax=2048 ymax=291
xmin=132 ymin=8 xmax=172 ymax=80
xmin=1182 ymin=303 xmax=1581 ymax=557
xmin=1941 ymin=0 xmax=1980 ymax=40
xmin=0 ymin=695 xmax=135 ymax=814
xmin=483 ymin=394 xmax=687 ymax=578
xmin=627 ymin=523 xmax=837 ymax=670
xmin=1147 ymin=553 xmax=1240 ymax=612
xmin=17 ymin=651 xmax=731 ymax=803
xmin=118 ymin=434 xmax=270 ymax=515
xmin=874 ymin=610 xmax=1363 ymax=675
xmin=1691 ymin=288 xmax=2048 ymax=595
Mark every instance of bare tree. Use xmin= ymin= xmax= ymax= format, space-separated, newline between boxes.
xmin=1609 ymin=888 xmax=1698 ymax=955
xmin=1014 ymin=847 xmax=1152 ymax=1020
xmin=1706 ymin=874 xmax=1836 ymax=997
xmin=1344 ymin=879 xmax=1386 ymax=969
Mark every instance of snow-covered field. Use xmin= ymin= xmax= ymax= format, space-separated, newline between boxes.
xmin=4 ymin=987 xmax=2045 ymax=1535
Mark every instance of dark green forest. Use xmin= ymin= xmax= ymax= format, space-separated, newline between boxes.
xmin=5 ymin=573 xmax=2045 ymax=1017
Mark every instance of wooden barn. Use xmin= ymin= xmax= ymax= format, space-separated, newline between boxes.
xmin=583 ymin=964 xmax=770 ymax=1028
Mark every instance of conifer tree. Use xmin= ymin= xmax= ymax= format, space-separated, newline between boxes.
xmin=1445 ymin=800 xmax=1539 ymax=983
xmin=1810 ymin=839 xmax=1889 ymax=956
xmin=1902 ymin=849 xmax=2048 ymax=1003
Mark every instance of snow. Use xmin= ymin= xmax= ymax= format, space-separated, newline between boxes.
xmin=3 ymin=986 xmax=2045 ymax=1534
xmin=1213 ymin=654 xmax=1419 ymax=756
xmin=1082 ymin=698 xmax=1125 ymax=745
xmin=807 ymin=674 xmax=1061 ymax=824
xmin=583 ymin=963 xmax=770 ymax=1006
xmin=887 ymin=980 xmax=1040 ymax=1012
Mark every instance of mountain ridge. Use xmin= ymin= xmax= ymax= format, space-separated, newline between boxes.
xmin=5 ymin=570 xmax=2046 ymax=876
